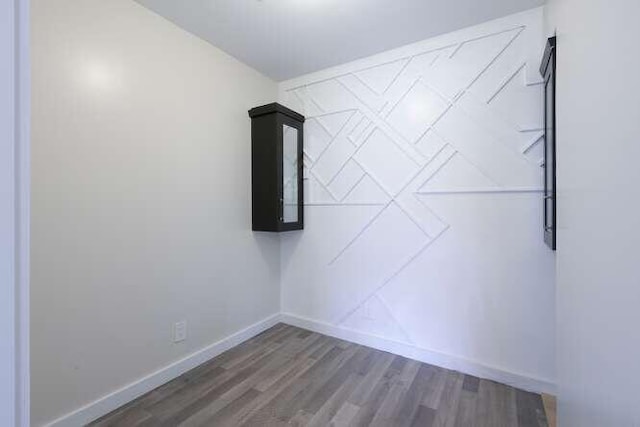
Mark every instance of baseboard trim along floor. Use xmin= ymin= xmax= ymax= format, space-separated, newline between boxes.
xmin=45 ymin=314 xmax=281 ymax=427
xmin=280 ymin=313 xmax=556 ymax=396
xmin=46 ymin=312 xmax=555 ymax=426
xmin=92 ymin=323 xmax=552 ymax=426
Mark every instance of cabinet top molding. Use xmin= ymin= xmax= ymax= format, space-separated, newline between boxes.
xmin=248 ymin=102 xmax=305 ymax=122
xmin=540 ymin=36 xmax=556 ymax=77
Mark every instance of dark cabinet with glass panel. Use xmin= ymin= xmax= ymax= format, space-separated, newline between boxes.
xmin=249 ymin=103 xmax=304 ymax=232
xmin=540 ymin=37 xmax=556 ymax=250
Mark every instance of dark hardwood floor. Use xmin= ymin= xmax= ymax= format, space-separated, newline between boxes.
xmin=90 ymin=324 xmax=549 ymax=426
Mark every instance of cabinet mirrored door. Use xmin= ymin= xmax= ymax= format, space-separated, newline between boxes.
xmin=544 ymin=69 xmax=555 ymax=240
xmin=282 ymin=124 xmax=298 ymax=224
xmin=249 ymin=102 xmax=304 ymax=232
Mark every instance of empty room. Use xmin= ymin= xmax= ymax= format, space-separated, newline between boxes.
xmin=2 ymin=0 xmax=640 ymax=426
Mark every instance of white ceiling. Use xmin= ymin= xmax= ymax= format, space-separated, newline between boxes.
xmin=135 ymin=0 xmax=544 ymax=81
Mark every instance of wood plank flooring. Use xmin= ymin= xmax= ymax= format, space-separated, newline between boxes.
xmin=90 ymin=324 xmax=549 ymax=427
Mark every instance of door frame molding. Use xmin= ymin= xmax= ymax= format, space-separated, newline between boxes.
xmin=2 ymin=0 xmax=31 ymax=425
xmin=16 ymin=0 xmax=30 ymax=424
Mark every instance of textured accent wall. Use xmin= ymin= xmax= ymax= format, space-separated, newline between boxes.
xmin=279 ymin=8 xmax=555 ymax=386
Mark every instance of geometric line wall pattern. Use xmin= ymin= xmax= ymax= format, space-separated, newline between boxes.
xmin=279 ymin=8 xmax=555 ymax=383
xmin=287 ymin=27 xmax=543 ymax=318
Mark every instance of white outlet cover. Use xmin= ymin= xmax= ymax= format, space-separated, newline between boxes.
xmin=173 ymin=321 xmax=187 ymax=343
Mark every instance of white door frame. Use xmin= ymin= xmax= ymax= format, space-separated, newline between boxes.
xmin=1 ymin=0 xmax=30 ymax=425
xmin=0 ymin=0 xmax=17 ymax=420
xmin=16 ymin=0 xmax=30 ymax=424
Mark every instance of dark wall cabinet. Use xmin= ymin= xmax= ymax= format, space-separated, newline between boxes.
xmin=249 ymin=103 xmax=305 ymax=232
xmin=540 ymin=37 xmax=557 ymax=250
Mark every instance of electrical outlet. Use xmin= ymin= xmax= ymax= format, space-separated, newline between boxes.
xmin=173 ymin=320 xmax=187 ymax=343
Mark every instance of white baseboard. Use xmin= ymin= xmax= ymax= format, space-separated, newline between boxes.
xmin=280 ymin=313 xmax=556 ymax=396
xmin=45 ymin=313 xmax=282 ymax=427
xmin=46 ymin=311 xmax=554 ymax=426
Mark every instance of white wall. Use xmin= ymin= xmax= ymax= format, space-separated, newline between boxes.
xmin=30 ymin=0 xmax=279 ymax=425
xmin=279 ymin=8 xmax=556 ymax=392
xmin=545 ymin=1 xmax=640 ymax=426
xmin=1 ymin=0 xmax=17 ymax=424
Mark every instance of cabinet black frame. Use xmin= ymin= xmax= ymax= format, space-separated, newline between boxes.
xmin=540 ymin=36 xmax=557 ymax=250
xmin=249 ymin=103 xmax=304 ymax=232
